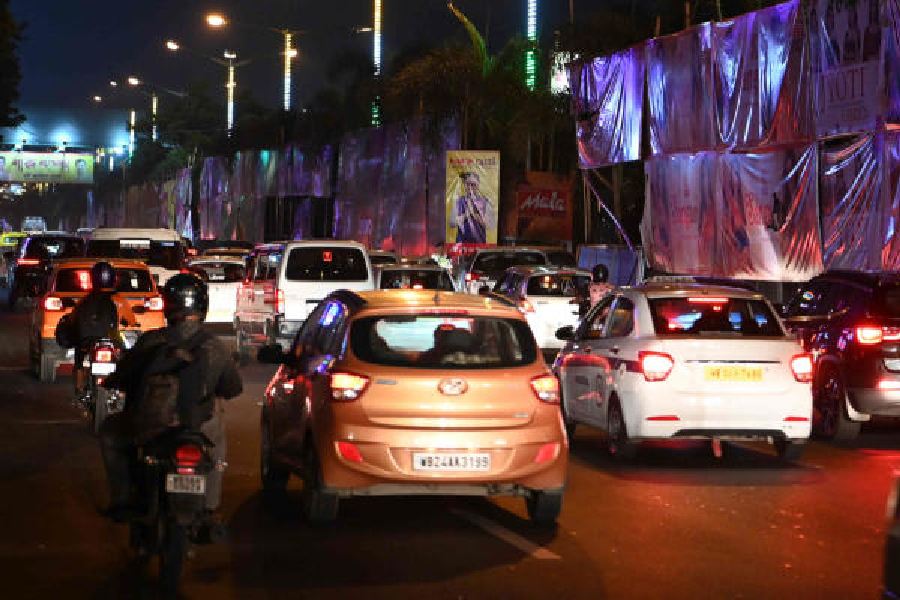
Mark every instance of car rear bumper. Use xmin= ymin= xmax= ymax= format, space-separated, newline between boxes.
xmin=317 ymin=425 xmax=568 ymax=494
xmin=849 ymin=387 xmax=900 ymax=417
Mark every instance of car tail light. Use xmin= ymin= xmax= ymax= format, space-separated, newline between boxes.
xmin=145 ymin=295 xmax=164 ymax=311
xmin=337 ymin=441 xmax=363 ymax=463
xmin=518 ymin=299 xmax=535 ymax=314
xmin=175 ymin=444 xmax=203 ymax=474
xmin=530 ymin=374 xmax=560 ymax=404
xmin=93 ymin=348 xmax=114 ymax=363
xmin=533 ymin=442 xmax=559 ymax=464
xmin=43 ymin=296 xmax=63 ymax=311
xmin=885 ymin=328 xmax=900 ymax=341
xmin=784 ymin=416 xmax=810 ymax=422
xmin=877 ymin=379 xmax=900 ymax=390
xmin=275 ymin=289 xmax=285 ymax=314
xmin=17 ymin=258 xmax=40 ymax=266
xmin=688 ymin=296 xmax=728 ymax=304
xmin=856 ymin=326 xmax=883 ymax=345
xmin=465 ymin=272 xmax=482 ymax=283
xmin=639 ymin=351 xmax=675 ymax=382
xmin=330 ymin=371 xmax=369 ymax=401
xmin=790 ymin=353 xmax=814 ymax=383
xmin=645 ymin=415 xmax=680 ymax=421
xmin=76 ymin=270 xmax=92 ymax=291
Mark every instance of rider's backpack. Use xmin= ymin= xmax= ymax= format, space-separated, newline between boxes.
xmin=130 ymin=330 xmax=211 ymax=444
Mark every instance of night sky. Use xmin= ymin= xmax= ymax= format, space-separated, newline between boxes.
xmin=12 ymin=0 xmax=599 ymax=112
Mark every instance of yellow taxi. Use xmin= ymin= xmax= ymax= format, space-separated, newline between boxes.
xmin=30 ymin=259 xmax=166 ymax=382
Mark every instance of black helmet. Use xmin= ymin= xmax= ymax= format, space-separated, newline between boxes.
xmin=161 ymin=273 xmax=208 ymax=323
xmin=592 ymin=263 xmax=609 ymax=284
xmin=91 ymin=261 xmax=117 ymax=291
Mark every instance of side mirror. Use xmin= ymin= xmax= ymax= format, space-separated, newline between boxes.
xmin=478 ymin=285 xmax=491 ymax=296
xmin=556 ymin=325 xmax=575 ymax=341
xmin=257 ymin=344 xmax=286 ymax=365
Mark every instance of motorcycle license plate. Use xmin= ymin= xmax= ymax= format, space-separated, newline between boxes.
xmin=165 ymin=474 xmax=206 ymax=495
xmin=91 ymin=362 xmax=116 ymax=376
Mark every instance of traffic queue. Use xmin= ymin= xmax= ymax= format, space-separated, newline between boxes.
xmin=2 ymin=225 xmax=898 ymax=596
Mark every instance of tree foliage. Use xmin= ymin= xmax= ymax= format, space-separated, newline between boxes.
xmin=0 ymin=0 xmax=23 ymax=128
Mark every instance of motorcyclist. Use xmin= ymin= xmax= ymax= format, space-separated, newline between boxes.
xmin=99 ymin=273 xmax=243 ymax=523
xmin=577 ymin=263 xmax=615 ymax=318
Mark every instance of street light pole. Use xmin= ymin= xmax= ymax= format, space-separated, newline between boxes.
xmin=151 ymin=93 xmax=159 ymax=141
xmin=372 ymin=0 xmax=383 ymax=126
xmin=225 ymin=51 xmax=237 ymax=135
xmin=283 ymin=31 xmax=293 ymax=111
xmin=129 ymin=109 xmax=136 ymax=158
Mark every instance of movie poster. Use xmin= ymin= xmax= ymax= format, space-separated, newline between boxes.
xmin=445 ymin=150 xmax=500 ymax=245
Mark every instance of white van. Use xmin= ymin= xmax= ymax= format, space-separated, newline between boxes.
xmin=87 ymin=228 xmax=187 ymax=285
xmin=234 ymin=240 xmax=374 ymax=356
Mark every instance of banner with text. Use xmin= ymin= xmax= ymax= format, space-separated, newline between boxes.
xmin=515 ymin=184 xmax=572 ymax=243
xmin=0 ymin=151 xmax=94 ymax=184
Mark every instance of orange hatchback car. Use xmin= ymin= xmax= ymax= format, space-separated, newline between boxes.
xmin=30 ymin=259 xmax=166 ymax=382
xmin=258 ymin=290 xmax=568 ymax=524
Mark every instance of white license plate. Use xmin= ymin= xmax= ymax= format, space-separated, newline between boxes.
xmin=91 ymin=362 xmax=116 ymax=375
xmin=165 ymin=474 xmax=206 ymax=495
xmin=412 ymin=453 xmax=491 ymax=472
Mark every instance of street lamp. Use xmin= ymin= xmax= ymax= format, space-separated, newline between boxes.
xmin=92 ymin=95 xmax=102 ymax=103
xmin=206 ymin=13 xmax=228 ymax=28
xmin=127 ymin=76 xmax=141 ymax=86
xmin=165 ymin=39 xmax=180 ymax=51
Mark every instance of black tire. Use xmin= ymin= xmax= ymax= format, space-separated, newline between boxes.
xmin=260 ymin=420 xmax=289 ymax=495
xmin=813 ymin=365 xmax=861 ymax=441
xmin=39 ymin=352 xmax=56 ymax=383
xmin=301 ymin=440 xmax=338 ymax=524
xmin=93 ymin=384 xmax=109 ymax=434
xmin=526 ymin=490 xmax=563 ymax=525
xmin=158 ymin=520 xmax=187 ymax=597
xmin=774 ymin=439 xmax=805 ymax=462
xmin=559 ymin=382 xmax=577 ymax=440
xmin=234 ymin=323 xmax=251 ymax=367
xmin=607 ymin=398 xmax=638 ymax=460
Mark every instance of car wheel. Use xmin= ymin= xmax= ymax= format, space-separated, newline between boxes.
xmin=607 ymin=398 xmax=638 ymax=460
xmin=526 ymin=489 xmax=563 ymax=525
xmin=774 ymin=439 xmax=805 ymax=462
xmin=39 ymin=351 xmax=56 ymax=383
xmin=300 ymin=439 xmax=338 ymax=524
xmin=234 ymin=322 xmax=251 ymax=367
xmin=814 ymin=366 xmax=861 ymax=441
xmin=260 ymin=420 xmax=289 ymax=494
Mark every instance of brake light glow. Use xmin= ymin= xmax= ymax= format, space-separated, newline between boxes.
xmin=639 ymin=351 xmax=675 ymax=382
xmin=412 ymin=283 xmax=424 ymax=290
xmin=789 ymin=353 xmax=814 ymax=383
xmin=43 ymin=296 xmax=63 ymax=311
xmin=330 ymin=371 xmax=369 ymax=401
xmin=175 ymin=444 xmax=203 ymax=474
xmin=534 ymin=442 xmax=559 ymax=464
xmin=337 ymin=441 xmax=363 ymax=463
xmin=856 ymin=326 xmax=883 ymax=345
xmin=275 ymin=289 xmax=285 ymax=314
xmin=885 ymin=328 xmax=900 ymax=341
xmin=688 ymin=296 xmax=728 ymax=304
xmin=465 ymin=272 xmax=482 ymax=282
xmin=17 ymin=258 xmax=39 ymax=266
xmin=877 ymin=379 xmax=900 ymax=390
xmin=784 ymin=416 xmax=810 ymax=422
xmin=519 ymin=299 xmax=535 ymax=314
xmin=530 ymin=374 xmax=560 ymax=404
xmin=94 ymin=348 xmax=114 ymax=363
xmin=76 ymin=270 xmax=92 ymax=291
xmin=323 ymin=250 xmax=333 ymax=263
xmin=282 ymin=380 xmax=294 ymax=392
xmin=645 ymin=415 xmax=681 ymax=421
xmin=145 ymin=296 xmax=164 ymax=311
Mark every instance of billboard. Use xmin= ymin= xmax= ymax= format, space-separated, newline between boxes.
xmin=516 ymin=185 xmax=572 ymax=243
xmin=0 ymin=151 xmax=94 ymax=184
xmin=445 ymin=150 xmax=500 ymax=244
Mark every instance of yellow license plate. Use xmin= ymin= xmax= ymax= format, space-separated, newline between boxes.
xmin=704 ymin=365 xmax=763 ymax=382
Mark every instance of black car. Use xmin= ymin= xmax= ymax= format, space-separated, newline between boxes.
xmin=782 ymin=270 xmax=900 ymax=440
xmin=887 ymin=474 xmax=900 ymax=599
xmin=6 ymin=234 xmax=84 ymax=308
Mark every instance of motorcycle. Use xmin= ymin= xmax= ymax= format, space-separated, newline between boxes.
xmin=129 ymin=428 xmax=223 ymax=594
xmin=81 ymin=330 xmax=139 ymax=433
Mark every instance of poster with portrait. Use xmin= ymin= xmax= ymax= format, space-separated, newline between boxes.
xmin=445 ymin=150 xmax=500 ymax=245
xmin=0 ymin=151 xmax=94 ymax=184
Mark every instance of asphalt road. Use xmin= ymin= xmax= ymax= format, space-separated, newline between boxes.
xmin=0 ymin=296 xmax=897 ymax=599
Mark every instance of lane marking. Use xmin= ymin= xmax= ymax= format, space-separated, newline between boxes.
xmin=450 ymin=508 xmax=560 ymax=560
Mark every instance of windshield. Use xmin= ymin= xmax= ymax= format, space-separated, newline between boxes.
xmin=86 ymin=239 xmax=184 ymax=270
xmin=472 ymin=251 xmax=547 ymax=275
xmin=649 ymin=296 xmax=783 ymax=337
xmin=351 ymin=314 xmax=537 ymax=369
xmin=379 ymin=269 xmax=455 ymax=290
xmin=24 ymin=237 xmax=84 ymax=259
xmin=189 ymin=261 xmax=246 ymax=283
xmin=54 ymin=267 xmax=154 ymax=293
xmin=285 ymin=247 xmax=368 ymax=282
xmin=526 ymin=273 xmax=589 ymax=297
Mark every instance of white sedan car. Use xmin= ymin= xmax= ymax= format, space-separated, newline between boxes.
xmin=554 ymin=282 xmax=813 ymax=461
xmin=187 ymin=257 xmax=247 ymax=324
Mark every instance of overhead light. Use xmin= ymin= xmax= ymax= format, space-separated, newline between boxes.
xmin=165 ymin=40 xmax=180 ymax=51
xmin=92 ymin=95 xmax=102 ymax=103
xmin=206 ymin=13 xmax=227 ymax=28
xmin=109 ymin=80 xmax=118 ymax=87
xmin=127 ymin=76 xmax=140 ymax=86
xmin=223 ymin=50 xmax=237 ymax=59
xmin=287 ymin=48 xmax=298 ymax=58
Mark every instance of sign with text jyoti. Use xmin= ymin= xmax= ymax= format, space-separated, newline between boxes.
xmin=0 ymin=151 xmax=94 ymax=184
xmin=445 ymin=150 xmax=500 ymax=244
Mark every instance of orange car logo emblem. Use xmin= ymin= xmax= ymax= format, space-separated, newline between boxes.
xmin=438 ymin=378 xmax=468 ymax=396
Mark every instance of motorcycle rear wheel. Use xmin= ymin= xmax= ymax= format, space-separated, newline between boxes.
xmin=158 ymin=519 xmax=187 ymax=596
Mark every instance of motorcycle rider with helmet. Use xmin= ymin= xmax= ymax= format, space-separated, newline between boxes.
xmin=99 ymin=273 xmax=242 ymax=523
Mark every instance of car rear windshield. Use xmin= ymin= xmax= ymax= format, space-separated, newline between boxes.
xmin=86 ymin=239 xmax=184 ymax=270
xmin=189 ymin=262 xmax=246 ymax=283
xmin=379 ymin=269 xmax=454 ymax=291
xmin=285 ymin=247 xmax=368 ymax=281
xmin=649 ymin=296 xmax=783 ymax=337
xmin=351 ymin=314 xmax=537 ymax=369
xmin=527 ymin=273 xmax=589 ymax=297
xmin=24 ymin=237 xmax=84 ymax=259
xmin=54 ymin=267 xmax=154 ymax=293
xmin=472 ymin=251 xmax=547 ymax=274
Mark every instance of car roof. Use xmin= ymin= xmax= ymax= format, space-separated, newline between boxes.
xmin=90 ymin=228 xmax=182 ymax=241
xmin=632 ymin=282 xmax=765 ymax=300
xmin=26 ymin=233 xmax=81 ymax=240
xmin=474 ymin=247 xmax=547 ymax=255
xmin=814 ymin=270 xmax=900 ymax=287
xmin=52 ymin=258 xmax=151 ymax=270
xmin=348 ymin=290 xmax=521 ymax=315
xmin=284 ymin=239 xmax=367 ymax=250
xmin=376 ymin=263 xmax=446 ymax=272
xmin=189 ymin=256 xmax=245 ymax=265
xmin=506 ymin=265 xmax=590 ymax=277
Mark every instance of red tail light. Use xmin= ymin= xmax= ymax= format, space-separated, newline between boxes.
xmin=93 ymin=348 xmax=114 ymax=363
xmin=688 ymin=296 xmax=728 ymax=304
xmin=145 ymin=295 xmax=164 ymax=311
xmin=639 ymin=351 xmax=674 ymax=382
xmin=76 ymin=270 xmax=92 ymax=291
xmin=465 ymin=272 xmax=483 ymax=283
xmin=330 ymin=371 xmax=369 ymax=401
xmin=789 ymin=353 xmax=814 ymax=383
xmin=275 ymin=289 xmax=285 ymax=314
xmin=856 ymin=326 xmax=883 ymax=345
xmin=175 ymin=444 xmax=203 ymax=474
xmin=337 ymin=441 xmax=363 ymax=463
xmin=533 ymin=442 xmax=559 ymax=464
xmin=17 ymin=258 xmax=40 ymax=266
xmin=530 ymin=374 xmax=560 ymax=404
xmin=43 ymin=296 xmax=63 ymax=311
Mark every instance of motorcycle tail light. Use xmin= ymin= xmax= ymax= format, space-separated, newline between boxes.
xmin=175 ymin=444 xmax=203 ymax=474
xmin=93 ymin=348 xmax=114 ymax=363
